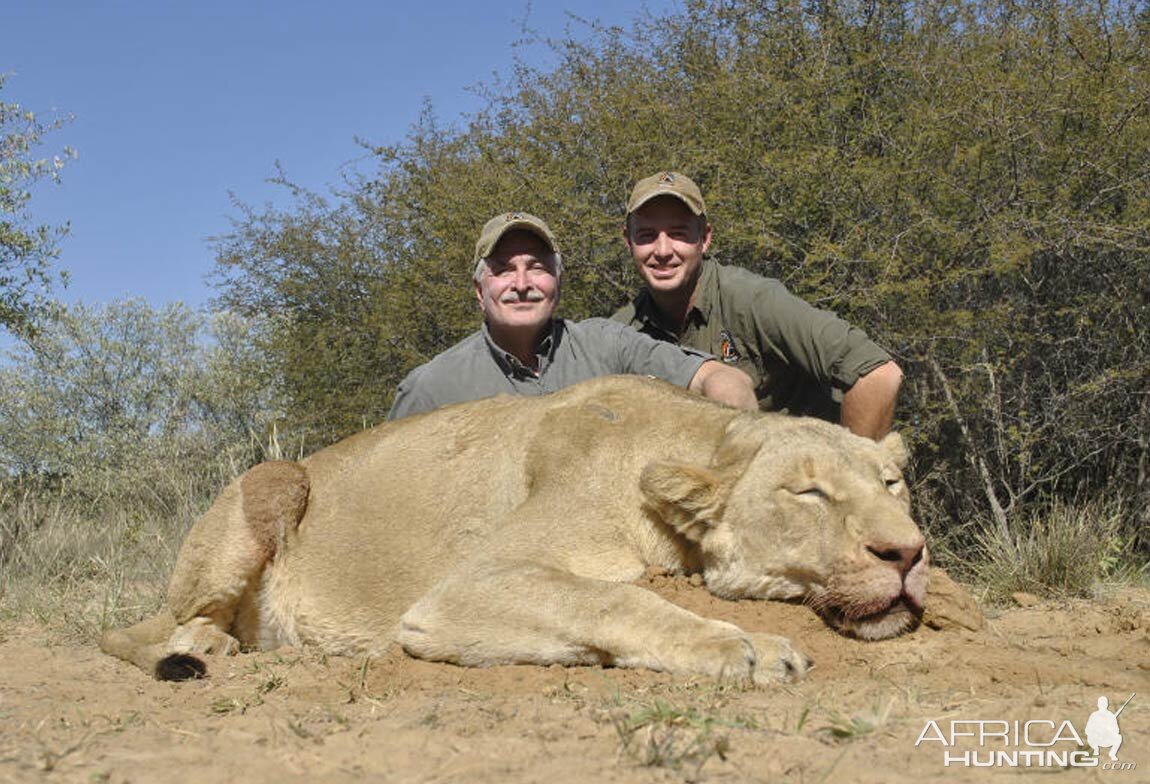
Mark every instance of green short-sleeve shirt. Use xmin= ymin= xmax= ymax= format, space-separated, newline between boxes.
xmin=387 ymin=317 xmax=711 ymax=420
xmin=612 ymin=259 xmax=891 ymax=420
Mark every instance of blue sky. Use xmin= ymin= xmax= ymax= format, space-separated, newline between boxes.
xmin=4 ymin=0 xmax=672 ymax=313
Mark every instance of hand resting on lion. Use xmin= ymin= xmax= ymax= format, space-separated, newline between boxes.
xmin=101 ymin=375 xmax=936 ymax=685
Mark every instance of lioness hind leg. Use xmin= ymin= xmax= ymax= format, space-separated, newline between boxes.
xmin=168 ymin=460 xmax=308 ymax=628
xmin=101 ymin=461 xmax=309 ymax=680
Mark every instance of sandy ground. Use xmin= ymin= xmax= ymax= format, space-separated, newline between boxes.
xmin=1 ymin=576 xmax=1147 ymax=784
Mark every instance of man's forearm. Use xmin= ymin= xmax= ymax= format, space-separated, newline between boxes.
xmin=841 ymin=360 xmax=903 ymax=440
xmin=688 ymin=361 xmax=758 ymax=411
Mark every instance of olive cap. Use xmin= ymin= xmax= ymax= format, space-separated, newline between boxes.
xmin=626 ymin=171 xmax=706 ymax=216
xmin=474 ymin=212 xmax=559 ymax=263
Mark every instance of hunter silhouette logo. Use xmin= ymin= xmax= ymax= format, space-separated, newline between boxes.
xmin=1087 ymin=694 xmax=1133 ymax=762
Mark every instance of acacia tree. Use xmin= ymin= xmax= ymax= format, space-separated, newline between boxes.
xmin=0 ymin=300 xmax=277 ymax=506
xmin=0 ymin=75 xmax=74 ymax=335
xmin=215 ymin=0 xmax=1150 ymax=553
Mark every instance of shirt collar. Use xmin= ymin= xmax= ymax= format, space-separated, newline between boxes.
xmin=481 ymin=319 xmax=563 ymax=374
xmin=631 ymin=257 xmax=718 ymax=334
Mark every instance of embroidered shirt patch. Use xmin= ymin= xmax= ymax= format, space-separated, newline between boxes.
xmin=719 ymin=330 xmax=741 ymax=363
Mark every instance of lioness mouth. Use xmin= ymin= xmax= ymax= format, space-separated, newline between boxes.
xmin=818 ymin=595 xmax=923 ymax=640
xmin=862 ymin=594 xmax=920 ymax=623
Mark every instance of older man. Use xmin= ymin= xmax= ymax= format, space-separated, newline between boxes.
xmin=613 ymin=172 xmax=903 ymax=440
xmin=387 ymin=211 xmax=756 ymax=420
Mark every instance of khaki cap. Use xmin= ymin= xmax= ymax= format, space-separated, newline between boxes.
xmin=626 ymin=171 xmax=706 ymax=216
xmin=474 ymin=212 xmax=559 ymax=263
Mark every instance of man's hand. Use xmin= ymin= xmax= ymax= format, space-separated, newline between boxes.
xmin=688 ymin=361 xmax=758 ymax=411
xmin=841 ymin=360 xmax=903 ymax=440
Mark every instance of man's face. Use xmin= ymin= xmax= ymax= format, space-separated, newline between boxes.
xmin=474 ymin=230 xmax=560 ymax=339
xmin=624 ymin=196 xmax=712 ymax=297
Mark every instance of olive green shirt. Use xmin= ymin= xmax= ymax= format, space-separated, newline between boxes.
xmin=387 ymin=317 xmax=711 ymax=420
xmin=612 ymin=259 xmax=892 ymax=420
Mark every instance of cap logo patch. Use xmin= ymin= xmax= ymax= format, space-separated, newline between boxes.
xmin=658 ymin=173 xmax=675 ymax=184
xmin=505 ymin=212 xmax=522 ymax=222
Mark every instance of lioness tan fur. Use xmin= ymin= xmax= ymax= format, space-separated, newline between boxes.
xmin=101 ymin=375 xmax=930 ymax=684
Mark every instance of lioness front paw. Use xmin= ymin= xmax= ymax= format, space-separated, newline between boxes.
xmin=676 ymin=620 xmax=758 ymax=682
xmin=747 ymin=633 xmax=812 ymax=685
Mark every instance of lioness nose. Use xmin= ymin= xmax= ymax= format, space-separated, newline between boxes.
xmin=866 ymin=541 xmax=925 ymax=575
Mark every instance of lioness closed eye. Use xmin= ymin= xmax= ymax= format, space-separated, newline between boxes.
xmin=102 ymin=375 xmax=929 ymax=685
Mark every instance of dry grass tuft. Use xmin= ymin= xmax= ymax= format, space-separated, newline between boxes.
xmin=0 ymin=475 xmax=218 ymax=640
xmin=962 ymin=497 xmax=1139 ymax=601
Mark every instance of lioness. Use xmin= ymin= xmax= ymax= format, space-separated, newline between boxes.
xmin=102 ymin=375 xmax=928 ymax=684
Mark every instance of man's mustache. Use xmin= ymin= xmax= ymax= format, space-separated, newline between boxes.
xmin=499 ymin=289 xmax=547 ymax=303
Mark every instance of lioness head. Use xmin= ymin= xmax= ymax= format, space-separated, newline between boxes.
xmin=640 ymin=414 xmax=927 ymax=641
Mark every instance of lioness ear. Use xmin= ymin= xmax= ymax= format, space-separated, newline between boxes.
xmin=878 ymin=431 xmax=910 ymax=470
xmin=639 ymin=461 xmax=723 ymax=542
xmin=711 ymin=413 xmax=767 ymax=472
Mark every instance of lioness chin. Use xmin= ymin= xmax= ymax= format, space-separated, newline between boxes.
xmin=101 ymin=375 xmax=928 ymax=685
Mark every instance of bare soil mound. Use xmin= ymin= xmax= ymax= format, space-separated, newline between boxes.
xmin=2 ymin=578 xmax=1146 ymax=783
